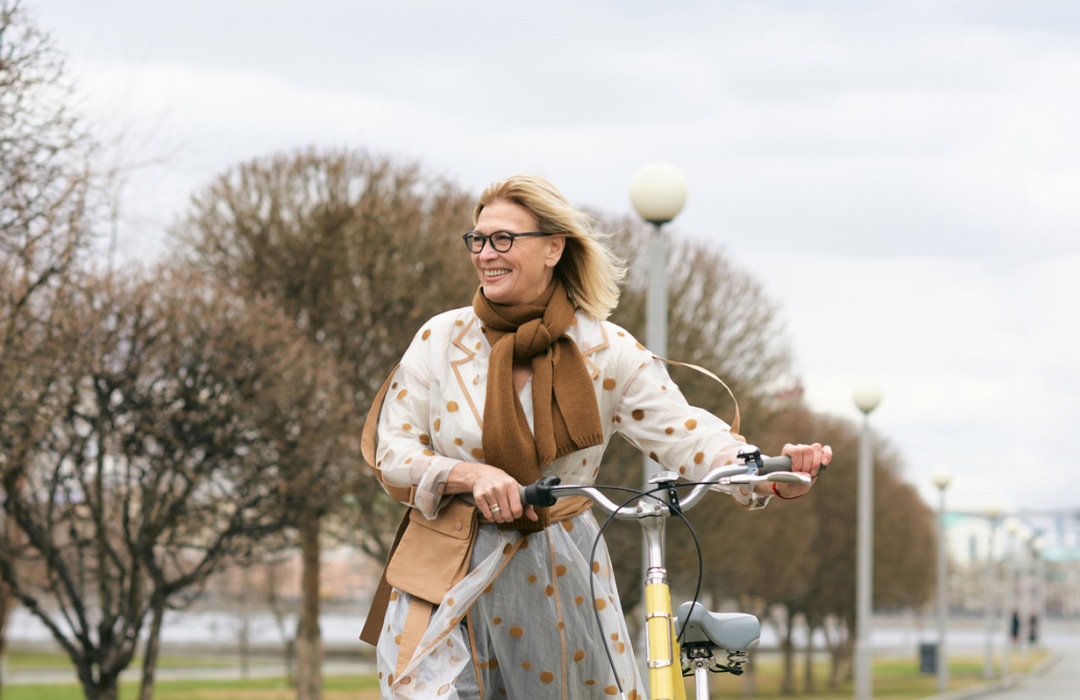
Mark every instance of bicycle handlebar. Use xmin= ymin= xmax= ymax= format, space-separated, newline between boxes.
xmin=519 ymin=448 xmax=814 ymax=519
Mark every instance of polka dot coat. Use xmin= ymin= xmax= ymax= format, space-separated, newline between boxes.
xmin=374 ymin=307 xmax=763 ymax=698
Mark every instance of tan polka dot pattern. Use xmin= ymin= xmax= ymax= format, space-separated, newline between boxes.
xmin=373 ymin=311 xmax=741 ymax=698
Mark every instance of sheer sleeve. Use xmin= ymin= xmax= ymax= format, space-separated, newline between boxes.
xmin=607 ymin=330 xmax=770 ymax=509
xmin=375 ymin=332 xmax=463 ymax=519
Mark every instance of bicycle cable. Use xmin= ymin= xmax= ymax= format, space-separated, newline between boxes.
xmin=579 ymin=481 xmax=708 ymax=694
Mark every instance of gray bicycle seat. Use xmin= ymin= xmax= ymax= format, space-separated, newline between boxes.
xmin=675 ymin=601 xmax=760 ymax=651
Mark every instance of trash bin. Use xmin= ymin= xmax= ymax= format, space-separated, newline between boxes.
xmin=918 ymin=642 xmax=937 ymax=674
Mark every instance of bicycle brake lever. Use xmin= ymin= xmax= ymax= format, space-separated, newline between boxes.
xmin=728 ymin=472 xmax=811 ymax=486
xmin=767 ymin=472 xmax=812 ymax=485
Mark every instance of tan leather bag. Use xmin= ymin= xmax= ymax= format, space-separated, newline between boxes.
xmin=385 ymin=496 xmax=477 ymax=604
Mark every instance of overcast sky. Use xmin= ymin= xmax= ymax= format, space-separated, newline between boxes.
xmin=32 ymin=1 xmax=1080 ymax=522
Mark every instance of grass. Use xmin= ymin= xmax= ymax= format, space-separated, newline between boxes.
xmin=6 ymin=650 xmax=252 ymax=672
xmin=705 ymin=650 xmax=1049 ymax=698
xmin=1 ymin=650 xmax=1049 ymax=699
xmin=2 ymin=676 xmax=381 ymax=700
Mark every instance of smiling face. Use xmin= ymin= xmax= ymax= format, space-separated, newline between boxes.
xmin=471 ymin=199 xmax=565 ymax=306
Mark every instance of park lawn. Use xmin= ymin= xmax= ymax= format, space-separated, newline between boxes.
xmin=2 ymin=651 xmax=1048 ymax=700
xmin=6 ymin=649 xmax=252 ymax=672
xmin=3 ymin=676 xmax=380 ymax=700
xmin=715 ymin=650 xmax=1048 ymax=698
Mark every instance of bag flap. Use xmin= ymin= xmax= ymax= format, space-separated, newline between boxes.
xmin=405 ymin=497 xmax=475 ymax=540
xmin=385 ymin=498 xmax=477 ymax=604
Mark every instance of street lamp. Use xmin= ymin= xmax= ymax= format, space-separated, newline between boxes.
xmin=1002 ymin=518 xmax=1020 ymax=676
xmin=982 ymin=505 xmax=1002 ymax=679
xmin=932 ymin=469 xmax=951 ymax=693
xmin=629 ymin=161 xmax=687 ymax=606
xmin=1031 ymin=537 xmax=1047 ymax=651
xmin=853 ymin=386 xmax=881 ymax=700
xmin=629 ymin=162 xmax=687 ymax=364
xmin=629 ymin=162 xmax=687 ymax=488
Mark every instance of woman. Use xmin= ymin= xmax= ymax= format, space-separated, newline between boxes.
xmin=361 ymin=175 xmax=831 ymax=698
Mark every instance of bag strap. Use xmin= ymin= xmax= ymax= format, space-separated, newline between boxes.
xmin=654 ymin=355 xmax=743 ymax=440
xmin=362 ymin=364 xmax=414 ymax=504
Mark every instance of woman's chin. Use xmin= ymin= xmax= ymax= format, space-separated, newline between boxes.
xmin=481 ymin=282 xmax=513 ymax=304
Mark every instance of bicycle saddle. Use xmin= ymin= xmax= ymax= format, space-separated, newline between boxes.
xmin=675 ymin=601 xmax=761 ymax=651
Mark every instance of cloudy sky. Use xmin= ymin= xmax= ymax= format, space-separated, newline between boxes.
xmin=32 ymin=1 xmax=1080 ymax=520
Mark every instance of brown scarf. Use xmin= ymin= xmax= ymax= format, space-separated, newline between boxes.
xmin=473 ymin=280 xmax=604 ymax=531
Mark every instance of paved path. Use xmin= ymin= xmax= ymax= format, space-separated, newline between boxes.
xmin=980 ymin=647 xmax=1080 ymax=700
xmin=924 ymin=646 xmax=1080 ymax=700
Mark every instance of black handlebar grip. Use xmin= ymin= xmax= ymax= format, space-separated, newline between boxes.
xmin=521 ymin=475 xmax=561 ymax=507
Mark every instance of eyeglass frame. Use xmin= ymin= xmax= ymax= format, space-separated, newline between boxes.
xmin=461 ymin=230 xmax=561 ymax=254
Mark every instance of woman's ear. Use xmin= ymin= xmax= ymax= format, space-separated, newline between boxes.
xmin=545 ymin=236 xmax=566 ymax=268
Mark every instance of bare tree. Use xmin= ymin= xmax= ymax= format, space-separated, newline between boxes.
xmin=743 ymin=406 xmax=935 ymax=693
xmin=171 ymin=148 xmax=477 ymax=699
xmin=0 ymin=266 xmax=354 ymax=700
xmin=595 ymin=215 xmax=797 ymax=612
xmin=0 ymin=1 xmax=99 ymax=691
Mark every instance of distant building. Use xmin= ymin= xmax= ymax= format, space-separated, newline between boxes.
xmin=941 ymin=510 xmax=1080 ymax=618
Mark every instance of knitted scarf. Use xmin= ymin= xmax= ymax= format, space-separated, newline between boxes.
xmin=473 ymin=280 xmax=604 ymax=531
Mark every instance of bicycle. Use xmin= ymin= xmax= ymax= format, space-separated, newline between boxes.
xmin=520 ymin=446 xmax=813 ymax=700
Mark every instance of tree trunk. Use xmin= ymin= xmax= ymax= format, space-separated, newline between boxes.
xmin=267 ymin=558 xmax=298 ymax=685
xmin=296 ymin=509 xmax=323 ymax=700
xmin=803 ymin=621 xmax=816 ymax=694
xmin=742 ymin=655 xmax=758 ymax=697
xmin=138 ymin=597 xmax=167 ymax=700
xmin=0 ymin=580 xmax=12 ymax=697
xmin=829 ymin=637 xmax=851 ymax=690
xmin=780 ymin=609 xmax=795 ymax=695
xmin=77 ymin=663 xmax=120 ymax=700
xmin=239 ymin=565 xmax=252 ymax=680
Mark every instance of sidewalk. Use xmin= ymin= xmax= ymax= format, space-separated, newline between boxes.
xmin=922 ymin=647 xmax=1077 ymax=700
xmin=980 ymin=647 xmax=1079 ymax=700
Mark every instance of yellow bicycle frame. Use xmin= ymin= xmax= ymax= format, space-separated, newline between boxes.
xmin=640 ymin=493 xmax=687 ymax=700
xmin=645 ymin=578 xmax=686 ymax=700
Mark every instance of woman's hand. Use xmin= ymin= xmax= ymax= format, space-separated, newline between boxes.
xmin=771 ymin=443 xmax=833 ymax=499
xmin=446 ymin=462 xmax=539 ymax=523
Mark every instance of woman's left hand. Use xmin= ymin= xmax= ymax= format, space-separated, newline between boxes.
xmin=772 ymin=443 xmax=833 ymax=499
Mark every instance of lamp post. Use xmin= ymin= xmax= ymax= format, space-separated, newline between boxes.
xmin=629 ymin=162 xmax=687 ymax=582
xmin=1031 ymin=537 xmax=1047 ymax=651
xmin=932 ymin=469 xmax=951 ymax=693
xmin=982 ymin=506 xmax=1001 ymax=679
xmin=853 ymin=386 xmax=881 ymax=700
xmin=1002 ymin=517 xmax=1021 ymax=677
xmin=629 ymin=162 xmax=687 ymax=365
xmin=1020 ymin=532 xmax=1036 ymax=659
xmin=629 ymin=162 xmax=687 ymax=486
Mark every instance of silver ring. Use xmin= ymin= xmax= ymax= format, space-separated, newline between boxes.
xmin=489 ymin=504 xmax=501 ymax=514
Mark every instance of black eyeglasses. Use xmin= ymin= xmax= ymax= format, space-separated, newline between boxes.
xmin=461 ymin=230 xmax=553 ymax=253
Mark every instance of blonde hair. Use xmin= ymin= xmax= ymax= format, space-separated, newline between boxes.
xmin=474 ymin=175 xmax=625 ymax=320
